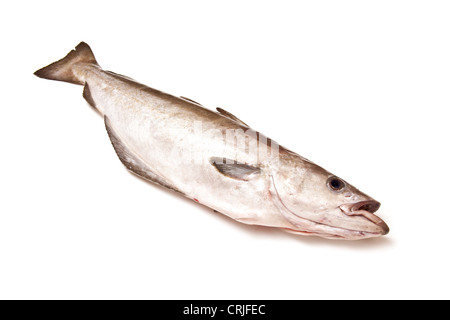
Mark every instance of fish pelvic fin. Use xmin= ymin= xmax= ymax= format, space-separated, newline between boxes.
xmin=34 ymin=42 xmax=99 ymax=85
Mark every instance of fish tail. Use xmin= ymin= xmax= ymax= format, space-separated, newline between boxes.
xmin=34 ymin=42 xmax=99 ymax=85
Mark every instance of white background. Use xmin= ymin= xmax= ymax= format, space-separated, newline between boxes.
xmin=1 ymin=1 xmax=449 ymax=299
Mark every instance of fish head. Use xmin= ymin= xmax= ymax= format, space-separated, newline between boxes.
xmin=271 ymin=153 xmax=389 ymax=240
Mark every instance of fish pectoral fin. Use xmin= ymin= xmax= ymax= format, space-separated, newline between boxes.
xmin=104 ymin=116 xmax=182 ymax=194
xmin=210 ymin=157 xmax=261 ymax=181
xmin=216 ymin=107 xmax=249 ymax=127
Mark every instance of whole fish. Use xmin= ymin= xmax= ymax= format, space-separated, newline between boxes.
xmin=35 ymin=42 xmax=389 ymax=240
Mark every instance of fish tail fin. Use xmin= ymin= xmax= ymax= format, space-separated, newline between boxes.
xmin=34 ymin=42 xmax=99 ymax=85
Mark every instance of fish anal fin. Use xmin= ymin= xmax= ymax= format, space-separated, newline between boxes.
xmin=216 ymin=107 xmax=249 ymax=127
xmin=210 ymin=157 xmax=261 ymax=181
xmin=104 ymin=116 xmax=182 ymax=194
xmin=83 ymin=82 xmax=97 ymax=110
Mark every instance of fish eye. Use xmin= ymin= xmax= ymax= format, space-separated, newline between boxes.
xmin=327 ymin=176 xmax=346 ymax=192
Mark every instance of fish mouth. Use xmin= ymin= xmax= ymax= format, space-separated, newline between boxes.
xmin=282 ymin=200 xmax=389 ymax=240
xmin=339 ymin=200 xmax=389 ymax=236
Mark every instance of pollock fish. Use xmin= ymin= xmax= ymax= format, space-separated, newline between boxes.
xmin=34 ymin=42 xmax=389 ymax=240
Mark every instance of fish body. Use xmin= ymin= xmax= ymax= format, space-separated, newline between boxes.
xmin=35 ymin=42 xmax=389 ymax=240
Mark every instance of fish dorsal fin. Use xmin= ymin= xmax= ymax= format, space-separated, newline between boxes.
xmin=105 ymin=70 xmax=136 ymax=82
xmin=216 ymin=107 xmax=249 ymax=127
xmin=180 ymin=96 xmax=202 ymax=106
xmin=104 ymin=116 xmax=181 ymax=194
xmin=210 ymin=157 xmax=260 ymax=181
xmin=179 ymin=98 xmax=249 ymax=127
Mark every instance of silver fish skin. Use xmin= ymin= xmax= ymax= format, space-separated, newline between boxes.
xmin=34 ymin=42 xmax=389 ymax=240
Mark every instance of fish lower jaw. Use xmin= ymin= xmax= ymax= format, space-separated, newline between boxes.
xmin=339 ymin=202 xmax=389 ymax=236
xmin=281 ymin=226 xmax=382 ymax=240
xmin=281 ymin=227 xmax=345 ymax=239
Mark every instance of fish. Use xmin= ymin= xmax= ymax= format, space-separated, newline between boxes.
xmin=34 ymin=42 xmax=389 ymax=240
